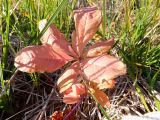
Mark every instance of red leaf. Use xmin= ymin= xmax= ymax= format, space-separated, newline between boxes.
xmin=82 ymin=55 xmax=126 ymax=83
xmin=15 ymin=44 xmax=72 ymax=73
xmin=72 ymin=7 xmax=102 ymax=56
xmin=63 ymin=84 xmax=86 ymax=104
xmin=63 ymin=94 xmax=80 ymax=104
xmin=83 ymin=38 xmax=114 ymax=58
xmin=71 ymin=83 xmax=86 ymax=95
xmin=39 ymin=19 xmax=72 ymax=55
xmin=57 ymin=62 xmax=80 ymax=93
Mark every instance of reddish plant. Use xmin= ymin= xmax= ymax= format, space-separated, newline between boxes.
xmin=15 ymin=6 xmax=126 ymax=107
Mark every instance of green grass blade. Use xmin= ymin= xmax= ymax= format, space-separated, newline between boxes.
xmin=150 ymin=68 xmax=160 ymax=88
xmin=154 ymin=99 xmax=160 ymax=111
xmin=102 ymin=0 xmax=107 ymax=39
xmin=0 ymin=62 xmax=5 ymax=89
xmin=90 ymin=92 xmax=111 ymax=120
xmin=136 ymin=85 xmax=150 ymax=112
xmin=2 ymin=0 xmax=10 ymax=70
xmin=124 ymin=0 xmax=131 ymax=31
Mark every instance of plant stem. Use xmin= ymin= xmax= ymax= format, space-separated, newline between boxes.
xmin=2 ymin=0 xmax=10 ymax=71
xmin=102 ymin=0 xmax=106 ymax=39
xmin=63 ymin=96 xmax=84 ymax=120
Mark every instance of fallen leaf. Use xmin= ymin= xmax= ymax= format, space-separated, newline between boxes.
xmin=51 ymin=111 xmax=63 ymax=120
xmin=51 ymin=109 xmax=75 ymax=120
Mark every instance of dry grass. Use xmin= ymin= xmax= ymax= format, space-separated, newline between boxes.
xmin=1 ymin=69 xmax=158 ymax=120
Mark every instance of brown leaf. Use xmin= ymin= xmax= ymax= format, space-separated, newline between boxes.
xmin=15 ymin=44 xmax=72 ymax=73
xmin=90 ymin=88 xmax=110 ymax=108
xmin=51 ymin=111 xmax=63 ymax=120
xmin=97 ymin=79 xmax=116 ymax=89
xmin=51 ymin=109 xmax=75 ymax=120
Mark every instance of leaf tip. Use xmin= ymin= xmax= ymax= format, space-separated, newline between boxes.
xmin=39 ymin=19 xmax=47 ymax=32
